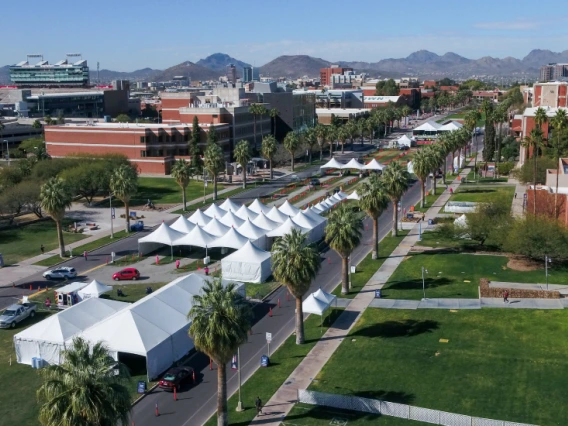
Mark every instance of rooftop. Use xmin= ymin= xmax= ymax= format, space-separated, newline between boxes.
xmin=49 ymin=122 xmax=227 ymax=130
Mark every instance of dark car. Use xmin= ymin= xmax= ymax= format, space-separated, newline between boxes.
xmin=309 ymin=178 xmax=321 ymax=186
xmin=399 ymin=145 xmax=410 ymax=151
xmin=158 ymin=366 xmax=194 ymax=391
xmin=112 ymin=268 xmax=140 ymax=281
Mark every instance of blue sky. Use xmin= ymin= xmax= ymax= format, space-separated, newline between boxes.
xmin=3 ymin=0 xmax=568 ymax=71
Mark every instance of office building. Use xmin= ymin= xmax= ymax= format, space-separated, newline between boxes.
xmin=10 ymin=55 xmax=89 ymax=88
xmin=226 ymin=64 xmax=237 ymax=85
xmin=320 ymin=66 xmax=353 ymax=87
xmin=539 ymin=64 xmax=568 ymax=82
xmin=0 ymin=122 xmax=44 ymax=158
xmin=533 ymin=82 xmax=568 ymax=108
xmin=243 ymin=66 xmax=253 ymax=83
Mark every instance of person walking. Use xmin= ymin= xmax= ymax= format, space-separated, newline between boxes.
xmin=40 ymin=244 xmax=45 ymax=254
xmin=204 ymin=265 xmax=209 ymax=276
xmin=503 ymin=290 xmax=509 ymax=304
xmin=83 ymin=250 xmax=88 ymax=261
xmin=255 ymin=396 xmax=263 ymax=415
xmin=514 ymin=193 xmax=517 ymax=199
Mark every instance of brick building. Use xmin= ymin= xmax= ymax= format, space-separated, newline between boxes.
xmin=518 ymin=107 xmax=566 ymax=165
xmin=533 ymin=82 xmax=568 ymax=108
xmin=319 ymin=66 xmax=353 ymax=87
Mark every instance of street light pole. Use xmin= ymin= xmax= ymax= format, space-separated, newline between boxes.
xmin=545 ymin=256 xmax=551 ymax=291
xmin=422 ymin=266 xmax=428 ymax=299
xmin=110 ymin=192 xmax=114 ymax=239
xmin=236 ymin=346 xmax=243 ymax=412
xmin=3 ymin=140 xmax=9 ymax=166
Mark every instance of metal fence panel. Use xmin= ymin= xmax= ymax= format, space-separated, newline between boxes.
xmin=380 ymin=400 xmax=410 ymax=419
xmin=440 ymin=411 xmax=473 ymax=426
xmin=503 ymin=423 xmax=537 ymax=426
xmin=410 ymin=406 xmax=440 ymax=424
xmin=473 ymin=418 xmax=504 ymax=426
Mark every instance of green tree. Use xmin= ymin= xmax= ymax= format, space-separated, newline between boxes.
xmin=325 ymin=204 xmax=363 ymax=295
xmin=429 ymin=143 xmax=444 ymax=195
xmin=18 ymin=137 xmax=45 ymax=157
xmin=114 ymin=114 xmax=130 ymax=123
xmin=57 ymin=112 xmax=65 ymax=125
xmin=37 ymin=337 xmax=131 ymax=426
xmin=32 ymin=119 xmax=43 ymax=129
xmin=190 ymin=116 xmax=203 ymax=174
xmin=412 ymin=148 xmax=435 ymax=208
xmin=272 ymin=228 xmax=321 ymax=343
xmin=44 ymin=115 xmax=54 ymax=125
xmin=207 ymin=127 xmax=219 ymax=145
xmin=400 ymin=105 xmax=412 ymax=126
xmin=382 ymin=161 xmax=410 ymax=237
xmin=283 ymin=132 xmax=301 ymax=171
xmin=110 ymin=165 xmax=138 ymax=233
xmin=314 ymin=124 xmax=328 ymax=161
xmin=302 ymin=127 xmax=317 ymax=164
xmin=204 ymin=141 xmax=225 ymax=201
xmin=375 ymin=79 xmax=399 ymax=96
xmin=359 ymin=174 xmax=389 ymax=258
xmin=551 ymin=109 xmax=568 ymax=217
xmin=345 ymin=120 xmax=358 ymax=150
xmin=40 ymin=177 xmax=72 ymax=257
xmin=261 ymin=135 xmax=277 ymax=179
xmin=234 ymin=140 xmax=252 ymax=189
xmin=337 ymin=126 xmax=349 ymax=154
xmin=522 ymin=128 xmax=545 ymax=215
xmin=249 ymin=103 xmax=264 ymax=148
xmin=60 ymin=162 xmax=109 ymax=206
xmin=189 ymin=279 xmax=252 ymax=426
xmin=269 ymin=107 xmax=279 ymax=137
xmin=482 ymin=100 xmax=495 ymax=161
xmin=504 ymin=216 xmax=568 ymax=261
xmin=171 ymin=159 xmax=192 ymax=211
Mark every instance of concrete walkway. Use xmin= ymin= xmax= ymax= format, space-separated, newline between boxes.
xmin=369 ymin=296 xmax=568 ymax=310
xmin=509 ymin=177 xmax=526 ymax=217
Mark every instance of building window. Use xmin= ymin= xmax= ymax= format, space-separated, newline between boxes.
xmin=140 ymin=136 xmax=146 ymax=143
xmin=141 ymin=150 xmax=147 ymax=157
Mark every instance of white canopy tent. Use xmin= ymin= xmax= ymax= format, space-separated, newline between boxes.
xmin=221 ymin=241 xmax=272 ymax=284
xmin=237 ymin=219 xmax=268 ymax=250
xmin=219 ymin=210 xmax=245 ymax=228
xmin=14 ymin=298 xmax=128 ymax=366
xmin=302 ymin=207 xmax=327 ymax=225
xmin=138 ymin=223 xmax=186 ymax=257
xmin=302 ymin=294 xmax=330 ymax=316
xmin=396 ymin=134 xmax=412 ymax=147
xmin=439 ymin=121 xmax=463 ymax=132
xmin=266 ymin=206 xmax=290 ymax=223
xmin=252 ymin=211 xmax=280 ymax=231
xmin=362 ymin=159 xmax=385 ymax=171
xmin=293 ymin=211 xmax=325 ymax=243
xmin=77 ymin=280 xmax=113 ymax=300
xmin=248 ymin=199 xmax=271 ymax=215
xmin=407 ymin=161 xmax=414 ymax=175
xmin=235 ymin=205 xmax=259 ymax=221
xmin=320 ymin=158 xmax=345 ymax=169
xmin=188 ymin=209 xmax=211 ymax=227
xmin=315 ymin=201 xmax=329 ymax=212
xmin=313 ymin=288 xmax=337 ymax=306
xmin=202 ymin=218 xmax=231 ymax=237
xmin=342 ymin=158 xmax=364 ymax=170
xmin=172 ymin=226 xmax=216 ymax=250
xmin=310 ymin=204 xmax=325 ymax=214
xmin=266 ymin=218 xmax=309 ymax=238
xmin=454 ymin=214 xmax=468 ymax=228
xmin=347 ymin=190 xmax=360 ymax=200
xmin=209 ymin=227 xmax=250 ymax=250
xmin=219 ymin=198 xmax=241 ymax=212
xmin=170 ymin=215 xmax=195 ymax=234
xmin=413 ymin=121 xmax=442 ymax=132
xmin=204 ymin=203 xmax=227 ymax=219
xmin=278 ymin=200 xmax=301 ymax=217
xmin=331 ymin=193 xmax=344 ymax=203
xmin=336 ymin=191 xmax=348 ymax=199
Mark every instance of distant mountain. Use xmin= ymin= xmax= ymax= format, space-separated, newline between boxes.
xmin=90 ymin=67 xmax=160 ymax=82
xmin=197 ymin=53 xmax=251 ymax=73
xmin=259 ymin=55 xmax=331 ymax=78
xmin=152 ymin=61 xmax=220 ymax=82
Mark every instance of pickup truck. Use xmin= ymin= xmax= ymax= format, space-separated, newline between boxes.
xmin=0 ymin=303 xmax=37 ymax=329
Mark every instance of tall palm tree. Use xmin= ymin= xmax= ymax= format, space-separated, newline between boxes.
xmin=345 ymin=120 xmax=358 ymax=150
xmin=534 ymin=107 xmax=548 ymax=131
xmin=40 ymin=177 xmax=72 ymax=257
xmin=234 ymin=139 xmax=252 ymax=189
xmin=188 ymin=279 xmax=252 ymax=426
xmin=272 ymin=229 xmax=321 ymax=344
xmin=326 ymin=125 xmax=337 ymax=158
xmin=359 ymin=174 xmax=389 ymax=258
xmin=110 ymin=164 xmax=138 ymax=233
xmin=269 ymin=108 xmax=279 ymax=137
xmin=357 ymin=118 xmax=366 ymax=145
xmin=325 ymin=204 xmax=363 ymax=294
xmin=551 ymin=109 xmax=568 ymax=217
xmin=302 ymin=127 xmax=317 ymax=164
xmin=412 ymin=148 xmax=434 ymax=208
xmin=401 ymin=105 xmax=412 ymax=127
xmin=522 ymin=128 xmax=544 ymax=215
xmin=430 ymin=143 xmax=444 ymax=195
xmin=382 ymin=161 xmax=410 ymax=237
xmin=171 ymin=159 xmax=192 ymax=211
xmin=283 ymin=131 xmax=301 ymax=171
xmin=314 ymin=124 xmax=327 ymax=161
xmin=257 ymin=104 xmax=267 ymax=140
xmin=261 ymin=135 xmax=277 ymax=179
xmin=249 ymin=103 xmax=263 ymax=148
xmin=337 ymin=126 xmax=349 ymax=154
xmin=204 ymin=141 xmax=225 ymax=200
xmin=37 ymin=337 xmax=131 ymax=426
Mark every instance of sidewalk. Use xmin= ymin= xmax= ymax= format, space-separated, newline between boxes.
xmin=509 ymin=178 xmax=526 ymax=217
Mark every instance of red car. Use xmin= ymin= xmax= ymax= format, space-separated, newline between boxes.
xmin=158 ymin=367 xmax=194 ymax=391
xmin=112 ymin=268 xmax=140 ymax=281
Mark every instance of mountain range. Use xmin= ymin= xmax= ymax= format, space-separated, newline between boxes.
xmin=2 ymin=49 xmax=568 ymax=84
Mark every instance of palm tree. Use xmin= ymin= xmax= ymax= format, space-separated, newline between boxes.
xmin=522 ymin=128 xmax=544 ymax=215
xmin=261 ymin=135 xmax=277 ymax=179
xmin=359 ymin=174 xmax=389 ymax=259
xmin=401 ymin=105 xmax=412 ymax=127
xmin=40 ymin=177 xmax=72 ymax=257
xmin=249 ymin=103 xmax=263 ymax=148
xmin=551 ymin=109 xmax=568 ymax=217
xmin=204 ymin=141 xmax=225 ymax=200
xmin=325 ymin=204 xmax=363 ymax=294
xmin=272 ymin=228 xmax=321 ymax=343
xmin=110 ymin=165 xmax=138 ymax=233
xmin=44 ymin=115 xmax=54 ymax=126
xmin=534 ymin=107 xmax=548 ymax=131
xmin=234 ymin=140 xmax=252 ymax=189
xmin=269 ymin=108 xmax=279 ymax=137
xmin=337 ymin=126 xmax=349 ymax=154
xmin=257 ymin=104 xmax=267 ymax=140
xmin=345 ymin=120 xmax=358 ymax=150
xmin=171 ymin=159 xmax=192 ymax=211
xmin=302 ymin=127 xmax=317 ymax=164
xmin=413 ymin=148 xmax=434 ymax=208
xmin=382 ymin=161 xmax=410 ymax=237
xmin=326 ymin=125 xmax=337 ymax=158
xmin=37 ymin=337 xmax=131 ymax=426
xmin=314 ymin=124 xmax=327 ymax=161
xmin=429 ymin=144 xmax=444 ymax=195
xmin=188 ymin=279 xmax=252 ymax=426
xmin=357 ymin=118 xmax=366 ymax=145
xmin=283 ymin=132 xmax=301 ymax=171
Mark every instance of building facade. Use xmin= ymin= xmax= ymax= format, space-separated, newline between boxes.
xmin=533 ymin=82 xmax=568 ymax=108
xmin=320 ymin=66 xmax=353 ymax=87
xmin=0 ymin=122 xmax=44 ymax=158
xmin=10 ymin=58 xmax=89 ymax=88
xmin=539 ymin=64 xmax=568 ymax=82
xmin=243 ymin=67 xmax=253 ymax=83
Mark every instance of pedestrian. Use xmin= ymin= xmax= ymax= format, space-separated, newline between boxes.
xmin=45 ymin=297 xmax=51 ymax=310
xmin=514 ymin=193 xmax=517 ymax=199
xmin=450 ymin=187 xmax=453 ymax=194
xmin=83 ymin=250 xmax=88 ymax=261
xmin=445 ymin=184 xmax=448 ymax=191
xmin=40 ymin=244 xmax=44 ymax=254
xmin=204 ymin=266 xmax=210 ymax=276
xmin=503 ymin=290 xmax=509 ymax=304
xmin=255 ymin=396 xmax=263 ymax=415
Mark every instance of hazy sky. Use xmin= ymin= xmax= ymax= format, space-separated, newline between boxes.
xmin=2 ymin=0 xmax=568 ymax=71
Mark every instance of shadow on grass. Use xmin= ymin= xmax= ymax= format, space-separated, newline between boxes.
xmin=385 ymin=277 xmax=451 ymax=291
xmin=353 ymin=390 xmax=415 ymax=404
xmin=261 ymin=405 xmax=385 ymax=426
xmin=352 ymin=319 xmax=438 ymax=338
xmin=456 ymin=188 xmax=496 ymax=194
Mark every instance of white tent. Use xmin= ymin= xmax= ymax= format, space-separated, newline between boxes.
xmin=323 ymin=197 xmax=338 ymax=207
xmin=170 ymin=215 xmax=195 ymax=234
xmin=219 ymin=198 xmax=241 ymax=212
xmin=266 ymin=217 xmax=309 ymax=238
xmin=173 ymin=225 xmax=216 ymax=249
xmin=252 ymin=211 xmax=280 ymax=231
xmin=313 ymin=288 xmax=337 ymax=306
xmin=407 ymin=160 xmax=414 ymax=175
xmin=77 ymin=280 xmax=113 ymax=300
xmin=331 ymin=193 xmax=344 ymax=203
xmin=202 ymin=217 xmax=231 ymax=237
xmin=266 ymin=206 xmax=290 ymax=223
xmin=248 ymin=199 xmax=271 ymax=215
xmin=320 ymin=157 xmax=344 ymax=169
xmin=454 ymin=214 xmax=468 ymax=228
xmin=138 ymin=223 xmax=186 ymax=256
xmin=204 ymin=203 xmax=227 ymax=219
xmin=209 ymin=227 xmax=250 ymax=249
xmin=235 ymin=204 xmax=259 ymax=221
xmin=453 ymin=155 xmax=465 ymax=170
xmin=336 ymin=191 xmax=348 ymax=199
xmin=219 ymin=210 xmax=245 ymax=228
xmin=14 ymin=298 xmax=128 ymax=366
xmin=396 ymin=134 xmax=412 ymax=147
xmin=237 ymin=218 xmax=268 ymax=250
xmin=302 ymin=207 xmax=327 ymax=224
xmin=310 ymin=204 xmax=325 ymax=214
xmin=73 ymin=274 xmax=244 ymax=380
xmin=439 ymin=121 xmax=463 ymax=132
xmin=302 ymin=293 xmax=330 ymax=315
xmin=221 ymin=241 xmax=272 ymax=284
xmin=188 ymin=209 xmax=211 ymax=227
xmin=414 ymin=121 xmax=441 ymax=132
xmin=278 ymin=200 xmax=301 ymax=217
xmin=362 ymin=159 xmax=385 ymax=171
xmin=315 ymin=201 xmax=329 ymax=212
xmin=293 ymin=211 xmax=325 ymax=242
xmin=347 ymin=191 xmax=360 ymax=200
xmin=342 ymin=158 xmax=364 ymax=170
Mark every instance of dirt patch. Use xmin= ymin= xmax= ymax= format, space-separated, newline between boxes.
xmin=506 ymin=256 xmax=540 ymax=271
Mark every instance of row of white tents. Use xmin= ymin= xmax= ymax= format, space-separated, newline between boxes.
xmin=321 ymin=157 xmax=385 ymax=171
xmin=412 ymin=120 xmax=464 ymax=137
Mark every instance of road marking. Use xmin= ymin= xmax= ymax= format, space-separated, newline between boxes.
xmin=80 ymin=263 xmax=107 ymax=276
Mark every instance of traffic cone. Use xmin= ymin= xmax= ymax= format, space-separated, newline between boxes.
xmin=155 ymin=403 xmax=159 ymax=417
xmin=173 ymin=387 xmax=177 ymax=401
xmin=269 ymin=307 xmax=273 ymax=317
xmin=192 ymin=370 xmax=196 ymax=383
xmin=278 ymin=298 xmax=281 ymax=308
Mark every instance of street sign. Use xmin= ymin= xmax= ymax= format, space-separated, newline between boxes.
xmin=231 ymin=353 xmax=238 ymax=370
xmin=266 ymin=332 xmax=272 ymax=343
xmin=137 ymin=381 xmax=146 ymax=394
xmin=111 ymin=208 xmax=115 ymax=219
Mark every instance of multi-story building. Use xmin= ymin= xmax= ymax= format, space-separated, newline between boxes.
xmin=299 ymin=89 xmax=363 ymax=109
xmin=0 ymin=122 xmax=44 ymax=158
xmin=10 ymin=56 xmax=89 ymax=88
xmin=539 ymin=63 xmax=568 ymax=82
xmin=320 ymin=66 xmax=353 ymax=87
xmin=226 ymin=64 xmax=237 ymax=85
xmin=533 ymin=82 xmax=568 ymax=108
xmin=243 ymin=67 xmax=253 ymax=83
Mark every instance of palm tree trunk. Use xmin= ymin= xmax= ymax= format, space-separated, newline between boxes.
xmin=341 ymin=143 xmax=344 ymax=154
xmin=309 ymin=150 xmax=312 ymax=164
xmin=217 ymin=362 xmax=228 ymax=426
xmin=213 ymin=176 xmax=218 ymax=201
xmin=125 ymin=202 xmax=130 ymax=233
xmin=442 ymin=158 xmax=447 ymax=185
xmin=182 ymin=186 xmax=187 ymax=211
xmin=420 ymin=179 xmax=425 ymax=208
xmin=291 ymin=154 xmax=295 ymax=172
xmin=319 ymin=147 xmax=323 ymax=161
xmin=451 ymin=152 xmax=455 ymax=175
xmin=432 ymin=172 xmax=437 ymax=195
xmin=556 ymin=137 xmax=560 ymax=218
xmin=341 ymin=257 xmax=349 ymax=294
xmin=56 ymin=220 xmax=65 ymax=258
xmin=260 ymin=115 xmax=264 ymax=141
xmin=392 ymin=200 xmax=398 ymax=237
xmin=242 ymin=168 xmax=247 ymax=189
xmin=533 ymin=153 xmax=537 ymax=215
xmin=372 ymin=217 xmax=378 ymax=260
xmin=269 ymin=160 xmax=273 ymax=180
xmin=295 ymin=296 xmax=305 ymax=344
xmin=273 ymin=117 xmax=276 ymax=137
xmin=253 ymin=116 xmax=257 ymax=149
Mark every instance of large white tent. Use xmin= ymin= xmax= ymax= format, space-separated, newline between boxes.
xmin=310 ymin=204 xmax=325 ymax=214
xmin=204 ymin=203 xmax=226 ymax=219
xmin=315 ymin=201 xmax=330 ymax=212
xmin=347 ymin=190 xmax=360 ymax=200
xmin=173 ymin=226 xmax=216 ymax=249
xmin=293 ymin=211 xmax=324 ymax=243
xmin=302 ymin=293 xmax=330 ymax=316
xmin=266 ymin=217 xmax=309 ymax=238
xmin=14 ymin=298 xmax=128 ymax=366
xmin=266 ymin=206 xmax=290 ymax=223
xmin=219 ymin=198 xmax=241 ymax=212
xmin=77 ymin=280 xmax=113 ymax=300
xmin=252 ymin=211 xmax=280 ymax=230
xmin=439 ymin=121 xmax=463 ymax=132
xmin=188 ymin=209 xmax=211 ymax=226
xmin=302 ymin=207 xmax=327 ymax=225
xmin=222 ymin=241 xmax=272 ymax=284
xmin=313 ymin=288 xmax=337 ymax=306
xmin=209 ymin=227 xmax=250 ymax=250
xmin=362 ymin=159 xmax=385 ymax=171
xmin=237 ymin=219 xmax=268 ymax=250
xmin=342 ymin=158 xmax=364 ymax=170
xmin=170 ymin=215 xmax=195 ymax=234
xmin=138 ymin=223 xmax=186 ymax=256
xmin=320 ymin=158 xmax=344 ymax=169
xmin=73 ymin=274 xmax=244 ymax=380
xmin=219 ymin=210 xmax=245 ymax=228
xmin=202 ymin=217 xmax=231 ymax=237
xmin=414 ymin=121 xmax=442 ymax=132
xmin=248 ymin=199 xmax=271 ymax=215
xmin=396 ymin=134 xmax=412 ymax=147
xmin=278 ymin=200 xmax=301 ymax=217
xmin=235 ymin=204 xmax=259 ymax=221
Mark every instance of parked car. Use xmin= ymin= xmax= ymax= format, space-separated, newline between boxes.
xmin=112 ymin=268 xmax=140 ymax=281
xmin=158 ymin=366 xmax=194 ymax=391
xmin=43 ymin=266 xmax=77 ymax=280
xmin=309 ymin=178 xmax=321 ymax=186
xmin=0 ymin=303 xmax=37 ymax=329
xmin=399 ymin=145 xmax=410 ymax=151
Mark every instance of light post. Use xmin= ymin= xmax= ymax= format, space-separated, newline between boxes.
xmin=545 ymin=256 xmax=552 ymax=291
xmin=422 ymin=266 xmax=428 ymax=299
xmin=110 ymin=192 xmax=114 ymax=239
xmin=236 ymin=346 xmax=243 ymax=412
xmin=473 ymin=133 xmax=479 ymax=181
xmin=418 ymin=221 xmax=422 ymax=241
xmin=3 ymin=140 xmax=9 ymax=166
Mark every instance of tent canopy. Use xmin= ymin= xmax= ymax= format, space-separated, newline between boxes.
xmin=187 ymin=209 xmax=211 ymax=226
xmin=172 ymin=225 xmax=216 ymax=248
xmin=278 ymin=200 xmax=301 ymax=217
xmin=209 ymin=227 xmax=250 ymax=249
xmin=320 ymin=158 xmax=344 ymax=169
xmin=139 ymin=223 xmax=185 ymax=245
xmin=347 ymin=190 xmax=360 ymax=200
xmin=439 ymin=121 xmax=463 ymax=131
xmin=396 ymin=134 xmax=412 ymax=146
xmin=221 ymin=241 xmax=272 ymax=283
xmin=219 ymin=210 xmax=245 ymax=228
xmin=342 ymin=158 xmax=364 ymax=170
xmin=414 ymin=121 xmax=442 ymax=132
xmin=202 ymin=217 xmax=231 ymax=237
xmin=292 ymin=211 xmax=319 ymax=230
xmin=252 ymin=211 xmax=280 ymax=230
xmin=302 ymin=208 xmax=327 ymax=224
xmin=170 ymin=215 xmax=195 ymax=234
xmin=313 ymin=288 xmax=337 ymax=305
xmin=266 ymin=218 xmax=309 ymax=238
xmin=302 ymin=293 xmax=330 ymax=315
xmin=77 ymin=280 xmax=113 ymax=299
xmin=363 ymin=159 xmax=385 ymax=171
xmin=237 ymin=218 xmax=267 ymax=239
xmin=219 ymin=198 xmax=241 ymax=212
xmin=248 ymin=199 xmax=271 ymax=215
xmin=266 ymin=206 xmax=290 ymax=223
xmin=235 ymin=205 xmax=259 ymax=221
xmin=204 ymin=203 xmax=226 ymax=219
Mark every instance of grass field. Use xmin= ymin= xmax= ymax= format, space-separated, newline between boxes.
xmin=448 ymin=185 xmax=515 ymax=204
xmin=381 ymin=252 xmax=568 ymax=300
xmin=310 ymin=308 xmax=568 ymax=426
xmin=412 ymin=187 xmax=445 ymax=213
xmin=465 ymin=169 xmax=508 ymax=183
xmin=0 ymin=219 xmax=87 ymax=265
xmin=246 ymin=279 xmax=280 ymax=299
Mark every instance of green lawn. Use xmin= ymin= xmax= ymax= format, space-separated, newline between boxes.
xmin=465 ymin=169 xmax=509 ymax=183
xmin=448 ymin=185 xmax=515 ymax=204
xmin=412 ymin=188 xmax=445 ymax=213
xmin=441 ymin=112 xmax=485 ymax=127
xmin=0 ymin=220 xmax=87 ymax=265
xmin=332 ymin=231 xmax=409 ymax=299
xmin=245 ymin=279 xmax=280 ymax=300
xmin=310 ymin=308 xmax=568 ymax=426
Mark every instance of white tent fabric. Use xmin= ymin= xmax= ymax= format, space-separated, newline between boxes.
xmin=414 ymin=121 xmax=442 ymax=132
xmin=310 ymin=204 xmax=325 ymax=214
xmin=235 ymin=205 xmax=259 ymax=221
xmin=14 ymin=298 xmax=128 ymax=366
xmin=219 ymin=198 xmax=241 ymax=212
xmin=221 ymin=241 xmax=272 ymax=283
xmin=252 ymin=211 xmax=280 ymax=230
xmin=278 ymin=200 xmax=301 ymax=217
xmin=396 ymin=134 xmax=412 ymax=147
xmin=138 ymin=223 xmax=186 ymax=255
xmin=320 ymin=157 xmax=344 ymax=169
xmin=77 ymin=280 xmax=113 ymax=300
xmin=202 ymin=217 xmax=231 ymax=237
xmin=173 ymin=225 xmax=216 ymax=248
xmin=209 ymin=227 xmax=250 ymax=249
xmin=315 ymin=201 xmax=329 ymax=212
xmin=362 ymin=159 xmax=385 ymax=171
xmin=204 ymin=203 xmax=227 ymax=219
xmin=323 ymin=197 xmax=338 ymax=207
xmin=248 ymin=199 xmax=271 ymax=215
xmin=313 ymin=288 xmax=337 ymax=306
xmin=454 ymin=214 xmax=468 ymax=228
xmin=188 ymin=209 xmax=211 ymax=227
xmin=407 ymin=161 xmax=414 ymax=175
xmin=73 ymin=274 xmax=244 ymax=380
xmin=219 ymin=210 xmax=245 ymax=228
xmin=302 ymin=293 xmax=330 ymax=316
xmin=302 ymin=207 xmax=327 ymax=224
xmin=266 ymin=218 xmax=309 ymax=238
xmin=453 ymin=155 xmax=465 ymax=169
xmin=266 ymin=206 xmax=290 ymax=223
xmin=342 ymin=158 xmax=364 ymax=170
xmin=331 ymin=193 xmax=344 ymax=202
xmin=170 ymin=215 xmax=195 ymax=234
xmin=293 ymin=211 xmax=325 ymax=243
xmin=336 ymin=191 xmax=348 ymax=199
xmin=237 ymin=218 xmax=268 ymax=250
xmin=347 ymin=190 xmax=360 ymax=200
xmin=439 ymin=121 xmax=463 ymax=131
